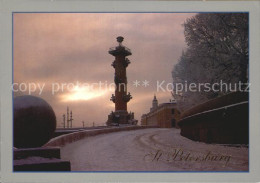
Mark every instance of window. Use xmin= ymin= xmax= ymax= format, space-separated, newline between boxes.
xmin=171 ymin=119 xmax=176 ymax=127
xmin=171 ymin=109 xmax=175 ymax=114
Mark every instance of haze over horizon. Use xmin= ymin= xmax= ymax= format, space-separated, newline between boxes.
xmin=13 ymin=13 xmax=195 ymax=127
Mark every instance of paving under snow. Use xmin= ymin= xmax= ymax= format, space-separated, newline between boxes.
xmin=61 ymin=128 xmax=248 ymax=171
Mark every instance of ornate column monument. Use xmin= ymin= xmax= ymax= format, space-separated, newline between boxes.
xmin=107 ymin=36 xmax=137 ymax=126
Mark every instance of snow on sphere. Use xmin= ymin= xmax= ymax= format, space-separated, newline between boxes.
xmin=13 ymin=95 xmax=56 ymax=148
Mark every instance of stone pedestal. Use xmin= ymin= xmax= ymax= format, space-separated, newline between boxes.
xmin=13 ymin=147 xmax=71 ymax=171
xmin=107 ymin=110 xmax=137 ymax=126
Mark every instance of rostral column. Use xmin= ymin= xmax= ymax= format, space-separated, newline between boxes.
xmin=106 ymin=36 xmax=137 ymax=125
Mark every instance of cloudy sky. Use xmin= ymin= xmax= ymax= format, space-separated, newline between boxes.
xmin=13 ymin=13 xmax=195 ymax=127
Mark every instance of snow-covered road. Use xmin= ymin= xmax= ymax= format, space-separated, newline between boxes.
xmin=61 ymin=128 xmax=248 ymax=171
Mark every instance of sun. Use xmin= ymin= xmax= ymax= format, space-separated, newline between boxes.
xmin=59 ymin=85 xmax=109 ymax=102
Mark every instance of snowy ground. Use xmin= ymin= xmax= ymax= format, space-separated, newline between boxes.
xmin=61 ymin=128 xmax=248 ymax=171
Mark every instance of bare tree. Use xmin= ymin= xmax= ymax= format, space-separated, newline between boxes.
xmin=172 ymin=13 xmax=248 ymax=110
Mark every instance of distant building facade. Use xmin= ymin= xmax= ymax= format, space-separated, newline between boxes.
xmin=141 ymin=95 xmax=180 ymax=128
xmin=150 ymin=95 xmax=158 ymax=111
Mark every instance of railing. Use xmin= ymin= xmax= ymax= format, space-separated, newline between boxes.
xmin=44 ymin=126 xmax=158 ymax=147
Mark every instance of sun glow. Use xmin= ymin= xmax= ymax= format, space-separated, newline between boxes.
xmin=59 ymin=85 xmax=109 ymax=102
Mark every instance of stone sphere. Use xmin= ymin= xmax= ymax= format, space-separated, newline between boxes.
xmin=13 ymin=95 xmax=56 ymax=148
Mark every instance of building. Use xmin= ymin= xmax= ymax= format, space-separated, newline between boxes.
xmin=141 ymin=95 xmax=180 ymax=128
xmin=106 ymin=36 xmax=137 ymax=125
xmin=150 ymin=95 xmax=158 ymax=111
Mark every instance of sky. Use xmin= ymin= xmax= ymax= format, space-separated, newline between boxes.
xmin=13 ymin=13 xmax=195 ymax=127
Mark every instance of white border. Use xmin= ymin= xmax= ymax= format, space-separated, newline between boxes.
xmin=1 ymin=1 xmax=260 ymax=182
